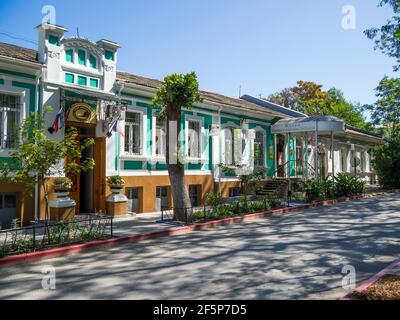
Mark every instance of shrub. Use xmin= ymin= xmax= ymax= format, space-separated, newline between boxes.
xmin=305 ymin=174 xmax=366 ymax=202
xmin=205 ymin=192 xmax=223 ymax=207
xmin=370 ymin=137 xmax=400 ymax=189
xmin=335 ymin=174 xmax=366 ymax=197
xmin=305 ymin=178 xmax=328 ymax=202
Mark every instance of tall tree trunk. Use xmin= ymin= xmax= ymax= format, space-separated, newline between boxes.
xmin=42 ymin=178 xmax=51 ymax=243
xmin=166 ymin=104 xmax=192 ymax=222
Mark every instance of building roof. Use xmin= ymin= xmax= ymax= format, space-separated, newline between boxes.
xmin=0 ymin=41 xmax=39 ymax=64
xmin=240 ymin=94 xmax=307 ymax=118
xmin=117 ymin=71 xmax=285 ymax=117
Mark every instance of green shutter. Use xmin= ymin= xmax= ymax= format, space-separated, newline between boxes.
xmin=65 ymin=49 xmax=73 ymax=62
xmin=105 ymin=50 xmax=114 ymax=61
xmin=77 ymin=76 xmax=87 ymax=86
xmin=78 ymin=50 xmax=86 ymax=65
xmin=90 ymin=78 xmax=99 ymax=88
xmin=89 ymin=55 xmax=97 ymax=68
xmin=65 ymin=73 xmax=74 ymax=84
xmin=48 ymin=35 xmax=60 ymax=46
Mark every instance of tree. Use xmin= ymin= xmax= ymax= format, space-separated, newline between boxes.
xmin=267 ymin=81 xmax=367 ymax=128
xmin=327 ymin=88 xmax=366 ymax=129
xmin=364 ymin=76 xmax=400 ymax=138
xmin=0 ymin=107 xmax=94 ymax=225
xmin=370 ymin=136 xmax=400 ymax=188
xmin=152 ymin=73 xmax=202 ymax=221
xmin=365 ymin=0 xmax=400 ymax=71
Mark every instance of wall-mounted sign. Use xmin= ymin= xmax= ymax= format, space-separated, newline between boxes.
xmin=67 ymin=102 xmax=97 ymax=124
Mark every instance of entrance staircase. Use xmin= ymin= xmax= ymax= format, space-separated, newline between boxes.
xmin=257 ymin=179 xmax=288 ymax=197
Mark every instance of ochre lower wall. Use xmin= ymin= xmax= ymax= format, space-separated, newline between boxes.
xmin=121 ymin=174 xmax=219 ymax=213
xmin=0 ymin=181 xmax=35 ymax=226
xmin=2 ymin=175 xmax=243 ymax=225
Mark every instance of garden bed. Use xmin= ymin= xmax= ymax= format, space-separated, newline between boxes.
xmin=349 ymin=275 xmax=400 ymax=300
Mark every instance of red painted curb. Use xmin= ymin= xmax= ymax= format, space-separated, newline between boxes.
xmin=0 ymin=193 xmax=374 ymax=266
xmin=341 ymin=259 xmax=400 ymax=300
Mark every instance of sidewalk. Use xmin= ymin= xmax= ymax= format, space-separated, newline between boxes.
xmin=112 ymin=211 xmax=180 ymax=238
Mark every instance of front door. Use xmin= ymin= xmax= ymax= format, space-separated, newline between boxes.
xmin=66 ymin=128 xmax=106 ymax=214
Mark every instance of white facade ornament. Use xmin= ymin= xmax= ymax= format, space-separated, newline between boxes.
xmin=48 ymin=51 xmax=60 ymax=59
xmin=104 ymin=65 xmax=114 ymax=72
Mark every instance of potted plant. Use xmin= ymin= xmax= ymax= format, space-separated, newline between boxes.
xmin=107 ymin=175 xmax=125 ymax=190
xmin=53 ymin=177 xmax=73 ymax=193
xmin=50 ymin=176 xmax=76 ymax=221
xmin=106 ymin=175 xmax=128 ymax=216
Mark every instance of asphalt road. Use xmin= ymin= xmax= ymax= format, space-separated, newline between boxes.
xmin=1 ymin=193 xmax=399 ymax=300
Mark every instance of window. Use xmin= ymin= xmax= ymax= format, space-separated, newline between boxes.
xmin=229 ymin=187 xmax=240 ymax=197
xmin=89 ymin=55 xmax=97 ymax=69
xmin=105 ymin=50 xmax=114 ymax=61
xmin=0 ymin=94 xmax=20 ymax=150
xmin=78 ymin=50 xmax=86 ymax=66
xmin=155 ymin=118 xmax=166 ymax=156
xmin=90 ymin=78 xmax=99 ymax=88
xmin=188 ymin=120 xmax=201 ymax=158
xmin=223 ymin=127 xmax=242 ymax=165
xmin=65 ymin=49 xmax=74 ymax=63
xmin=48 ymin=35 xmax=60 ymax=46
xmin=254 ymin=131 xmax=265 ymax=167
xmin=65 ymin=73 xmax=74 ymax=84
xmin=126 ymin=187 xmax=140 ymax=213
xmin=124 ymin=111 xmax=142 ymax=155
xmin=189 ymin=185 xmax=200 ymax=207
xmin=77 ymin=76 xmax=87 ymax=86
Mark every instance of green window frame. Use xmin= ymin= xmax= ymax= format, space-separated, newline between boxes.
xmin=65 ymin=49 xmax=74 ymax=63
xmin=105 ymin=50 xmax=114 ymax=61
xmin=77 ymin=76 xmax=87 ymax=86
xmin=48 ymin=35 xmax=60 ymax=46
xmin=89 ymin=55 xmax=97 ymax=69
xmin=90 ymin=78 xmax=99 ymax=88
xmin=78 ymin=50 xmax=86 ymax=66
xmin=65 ymin=73 xmax=74 ymax=84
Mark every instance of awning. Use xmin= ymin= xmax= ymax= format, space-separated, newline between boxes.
xmin=271 ymin=115 xmax=345 ymax=134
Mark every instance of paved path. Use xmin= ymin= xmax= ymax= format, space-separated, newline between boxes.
xmin=1 ymin=193 xmax=399 ymax=300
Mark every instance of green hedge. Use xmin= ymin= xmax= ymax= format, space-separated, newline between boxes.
xmin=305 ymin=174 xmax=366 ymax=202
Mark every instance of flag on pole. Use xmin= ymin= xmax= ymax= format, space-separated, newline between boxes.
xmin=112 ymin=118 xmax=125 ymax=137
xmin=48 ymin=109 xmax=63 ymax=134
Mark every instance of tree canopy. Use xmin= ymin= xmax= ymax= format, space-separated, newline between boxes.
xmin=365 ymin=76 xmax=400 ymax=137
xmin=267 ymin=81 xmax=366 ymax=128
xmin=365 ymin=0 xmax=400 ymax=71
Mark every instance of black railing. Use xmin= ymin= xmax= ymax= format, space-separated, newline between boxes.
xmin=160 ymin=195 xmax=285 ymax=226
xmin=0 ymin=215 xmax=113 ymax=258
xmin=274 ymin=159 xmax=316 ymax=179
xmin=160 ymin=207 xmax=199 ymax=225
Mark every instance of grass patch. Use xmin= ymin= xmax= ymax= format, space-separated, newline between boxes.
xmin=350 ymin=275 xmax=400 ymax=300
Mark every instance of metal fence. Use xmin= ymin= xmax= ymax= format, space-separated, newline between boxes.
xmin=0 ymin=215 xmax=113 ymax=258
xmin=160 ymin=195 xmax=286 ymax=226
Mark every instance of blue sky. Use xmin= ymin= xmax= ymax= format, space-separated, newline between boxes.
xmin=0 ymin=0 xmax=396 ymax=106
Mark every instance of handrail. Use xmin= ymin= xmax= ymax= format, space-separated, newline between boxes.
xmin=273 ymin=159 xmax=316 ymax=179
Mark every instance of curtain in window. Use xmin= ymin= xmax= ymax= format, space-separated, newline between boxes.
xmin=223 ymin=128 xmax=233 ymax=165
xmin=125 ymin=112 xmax=141 ymax=155
xmin=156 ymin=119 xmax=166 ymax=156
xmin=254 ymin=131 xmax=265 ymax=167
xmin=233 ymin=128 xmax=242 ymax=164
xmin=188 ymin=121 xmax=200 ymax=158
xmin=0 ymin=94 xmax=20 ymax=150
